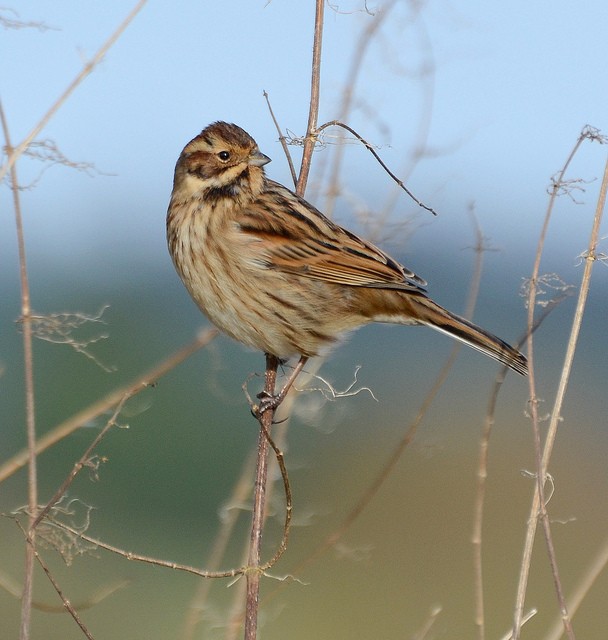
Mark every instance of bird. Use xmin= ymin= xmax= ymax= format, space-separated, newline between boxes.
xmin=166 ymin=121 xmax=528 ymax=385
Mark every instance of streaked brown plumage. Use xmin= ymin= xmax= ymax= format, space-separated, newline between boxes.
xmin=167 ymin=121 xmax=527 ymax=376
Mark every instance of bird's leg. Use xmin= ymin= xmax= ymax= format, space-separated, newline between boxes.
xmin=255 ymin=356 xmax=308 ymax=416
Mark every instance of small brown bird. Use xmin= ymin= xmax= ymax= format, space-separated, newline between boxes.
xmin=167 ymin=122 xmax=527 ymax=377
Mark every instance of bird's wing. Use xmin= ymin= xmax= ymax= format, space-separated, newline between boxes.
xmin=235 ymin=181 xmax=426 ymax=293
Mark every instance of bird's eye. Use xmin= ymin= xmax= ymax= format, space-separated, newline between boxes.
xmin=217 ymin=150 xmax=231 ymax=162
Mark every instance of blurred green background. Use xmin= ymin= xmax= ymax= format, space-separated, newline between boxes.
xmin=2 ymin=2 xmax=608 ymax=639
xmin=2 ymin=226 xmax=607 ymax=639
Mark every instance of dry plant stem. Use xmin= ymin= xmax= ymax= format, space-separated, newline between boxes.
xmin=255 ymin=419 xmax=294 ymax=570
xmin=226 ymin=417 xmax=296 ymax=639
xmin=0 ymin=0 xmax=147 ymax=184
xmin=45 ymin=522 xmax=243 ymax=579
xmin=296 ymin=0 xmax=325 ymax=197
xmin=1 ymin=97 xmax=38 ymax=640
xmin=263 ymin=91 xmax=298 ymax=188
xmin=0 ymin=329 xmax=217 ymax=484
xmin=318 ymin=120 xmax=436 ymax=215
xmin=499 ymin=610 xmax=537 ymax=640
xmin=545 ymin=533 xmax=608 ymax=640
xmin=244 ymin=354 xmax=279 ymax=640
xmin=228 ymin=360 xmax=320 ymax=636
xmin=472 ymin=295 xmax=568 ymax=640
xmin=536 ymin=155 xmax=607 ymax=635
xmin=512 ymin=130 xmax=601 ymax=640
xmin=243 ymin=5 xmax=325 ymax=637
xmin=412 ymin=605 xmax=443 ymax=640
xmin=244 ymin=357 xmax=299 ymax=637
xmin=17 ymin=525 xmax=95 ymax=640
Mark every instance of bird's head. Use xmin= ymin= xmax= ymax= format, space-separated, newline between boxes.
xmin=173 ymin=122 xmax=271 ymax=199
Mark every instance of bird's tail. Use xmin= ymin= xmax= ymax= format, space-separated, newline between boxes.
xmin=409 ymin=296 xmax=528 ymax=376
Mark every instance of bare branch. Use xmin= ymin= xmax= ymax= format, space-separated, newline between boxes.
xmin=317 ymin=119 xmax=437 ymax=215
xmin=263 ymin=90 xmax=298 ymax=188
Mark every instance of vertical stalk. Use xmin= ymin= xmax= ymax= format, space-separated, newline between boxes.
xmin=244 ymin=3 xmax=326 ymax=636
xmin=244 ymin=355 xmax=279 ymax=640
xmin=1 ymin=100 xmax=38 ymax=640
xmin=296 ymin=0 xmax=325 ymax=197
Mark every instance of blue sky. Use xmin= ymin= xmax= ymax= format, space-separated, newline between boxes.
xmin=2 ymin=1 xmax=607 ymax=284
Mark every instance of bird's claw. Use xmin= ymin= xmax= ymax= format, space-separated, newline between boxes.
xmin=251 ymin=390 xmax=279 ymax=418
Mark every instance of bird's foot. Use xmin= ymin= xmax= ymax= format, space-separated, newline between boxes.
xmin=250 ymin=355 xmax=309 ymax=420
xmin=252 ymin=390 xmax=280 ymax=417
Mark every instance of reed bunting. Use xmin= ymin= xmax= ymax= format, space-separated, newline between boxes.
xmin=167 ymin=122 xmax=527 ymax=378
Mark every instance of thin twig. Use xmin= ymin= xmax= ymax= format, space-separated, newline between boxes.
xmin=1 ymin=95 xmax=38 ymax=640
xmin=227 ymin=357 xmax=322 ymax=635
xmin=317 ymin=119 xmax=437 ymax=215
xmin=32 ymin=520 xmax=243 ymax=579
xmin=295 ymin=0 xmax=325 ymax=197
xmin=256 ymin=419 xmax=293 ymax=571
xmin=513 ymin=130 xmax=586 ymax=638
xmin=263 ymin=91 xmax=297 ymax=188
xmin=18 ymin=524 xmax=95 ymax=640
xmin=536 ymin=153 xmax=607 ymax=638
xmin=544 ymin=533 xmax=608 ymax=640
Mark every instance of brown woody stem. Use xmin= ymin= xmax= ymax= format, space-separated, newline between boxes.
xmin=244 ymin=353 xmax=279 ymax=639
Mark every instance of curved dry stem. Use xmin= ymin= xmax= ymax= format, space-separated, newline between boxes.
xmin=317 ymin=119 xmax=437 ymax=215
xmin=32 ymin=520 xmax=244 ymax=580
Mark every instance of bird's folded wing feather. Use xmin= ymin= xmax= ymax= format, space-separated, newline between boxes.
xmin=235 ymin=181 xmax=427 ymax=293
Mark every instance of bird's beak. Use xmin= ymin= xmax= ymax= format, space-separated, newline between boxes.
xmin=248 ymin=149 xmax=271 ymax=167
